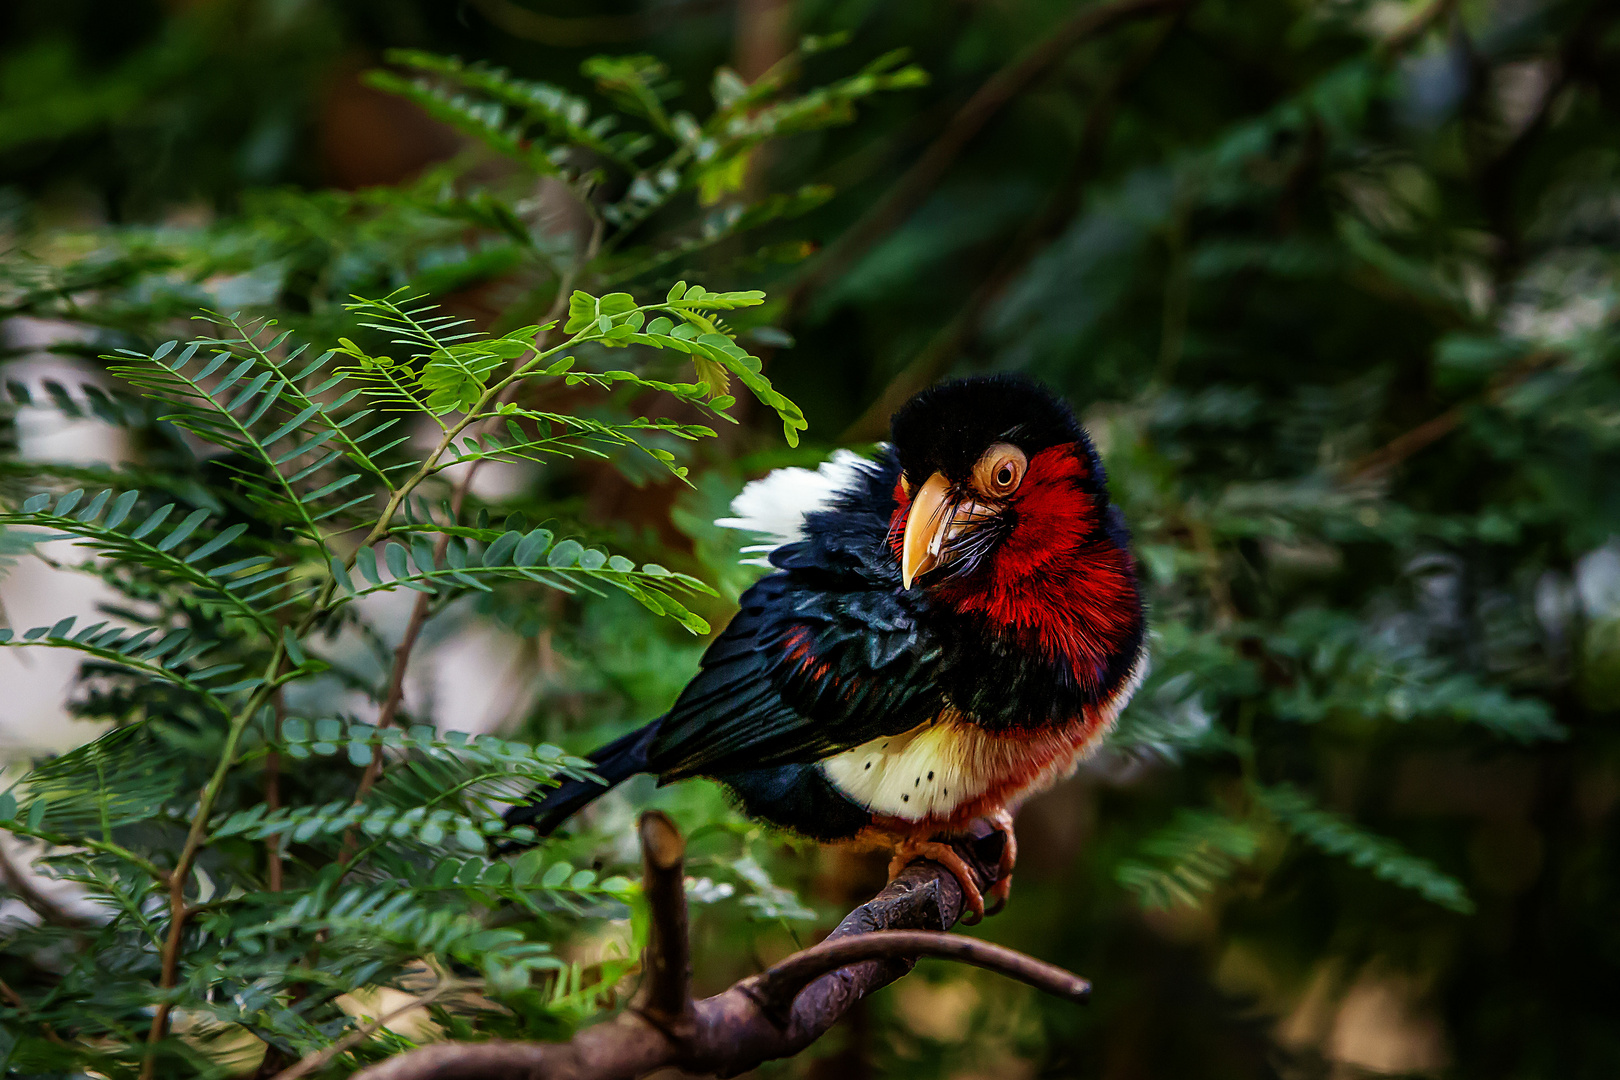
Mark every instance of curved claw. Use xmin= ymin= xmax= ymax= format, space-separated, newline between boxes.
xmin=888 ymin=839 xmax=986 ymax=923
xmin=983 ymin=809 xmax=1018 ymax=918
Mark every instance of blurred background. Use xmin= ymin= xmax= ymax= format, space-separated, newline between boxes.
xmin=4 ymin=0 xmax=1620 ymax=1076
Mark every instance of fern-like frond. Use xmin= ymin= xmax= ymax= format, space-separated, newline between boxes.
xmin=329 ymin=529 xmax=716 ymax=634
xmin=1114 ymin=809 xmax=1264 ymax=910
xmin=2 ymin=487 xmax=293 ymax=633
xmin=105 ymin=339 xmax=372 ymax=558
xmin=0 ymin=615 xmax=250 ymax=701
xmin=4 ymin=725 xmax=186 ymax=836
xmin=1257 ymin=784 xmax=1474 ymax=913
xmin=383 ymin=51 xmax=649 ymax=167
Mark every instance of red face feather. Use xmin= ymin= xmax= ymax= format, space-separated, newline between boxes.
xmin=889 ymin=444 xmax=1141 ymax=696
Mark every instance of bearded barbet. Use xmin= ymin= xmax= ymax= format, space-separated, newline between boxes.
xmin=507 ymin=374 xmax=1147 ymax=917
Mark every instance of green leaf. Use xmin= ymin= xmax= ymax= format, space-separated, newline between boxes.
xmin=282 ymin=626 xmax=307 ymax=667
xmin=76 ymin=488 xmax=111 ymax=522
xmin=128 ymin=503 xmax=175 ymax=540
xmin=514 ymin=529 xmax=553 ymax=566
xmin=154 ymin=508 xmax=210 ymax=552
xmin=564 ymin=291 xmax=598 ymax=333
xmin=547 ymin=539 xmax=583 ymax=568
xmin=330 ymin=556 xmax=356 ymax=594
xmin=103 ymin=489 xmax=140 ymax=529
xmin=384 ymin=542 xmax=410 ymax=580
xmin=185 ymin=522 xmax=248 ymax=564
xmin=513 ymin=848 xmax=546 ymax=887
xmin=482 ymin=530 xmax=522 ymax=567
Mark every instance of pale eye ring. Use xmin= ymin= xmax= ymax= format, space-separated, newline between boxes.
xmin=973 ymin=443 xmax=1027 ymax=498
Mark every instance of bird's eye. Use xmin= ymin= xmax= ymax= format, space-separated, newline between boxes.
xmin=973 ymin=443 xmax=1027 ymax=497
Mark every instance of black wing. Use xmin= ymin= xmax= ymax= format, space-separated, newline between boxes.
xmin=649 ymin=451 xmax=944 ymax=780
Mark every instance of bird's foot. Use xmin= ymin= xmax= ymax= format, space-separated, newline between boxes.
xmin=888 ymin=838 xmax=987 ymax=924
xmin=983 ymin=808 xmax=1017 ymax=917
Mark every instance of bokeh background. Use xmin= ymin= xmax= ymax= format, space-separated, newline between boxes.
xmin=5 ymin=0 xmax=1620 ymax=1076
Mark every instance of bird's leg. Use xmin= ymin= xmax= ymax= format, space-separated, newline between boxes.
xmin=983 ymin=808 xmax=1017 ymax=917
xmin=888 ymin=836 xmax=987 ymax=923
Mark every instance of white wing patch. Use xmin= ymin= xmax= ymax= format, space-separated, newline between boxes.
xmin=821 ymin=651 xmax=1148 ymax=822
xmin=716 ymin=449 xmax=878 ymax=566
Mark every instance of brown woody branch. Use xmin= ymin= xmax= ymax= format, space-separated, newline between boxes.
xmin=841 ymin=1 xmax=1191 ymax=441
xmin=790 ymin=0 xmax=1187 ymax=316
xmin=351 ymin=813 xmax=1087 ymax=1080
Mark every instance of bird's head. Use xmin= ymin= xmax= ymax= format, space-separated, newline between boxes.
xmin=887 ymin=373 xmax=1143 ymax=715
xmin=888 ymin=374 xmax=1108 ymax=590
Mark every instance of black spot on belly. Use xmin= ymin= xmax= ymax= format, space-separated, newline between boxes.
xmin=902 ymin=794 xmax=909 ymax=803
xmin=927 ymin=771 xmax=934 ymax=780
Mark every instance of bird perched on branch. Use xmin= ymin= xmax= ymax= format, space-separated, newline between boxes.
xmin=507 ymin=375 xmax=1146 ymax=917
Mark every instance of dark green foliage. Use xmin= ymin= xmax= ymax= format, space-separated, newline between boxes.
xmin=5 ymin=0 xmax=1620 ymax=1077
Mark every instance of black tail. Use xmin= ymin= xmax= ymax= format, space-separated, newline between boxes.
xmin=503 ymin=718 xmax=664 ymax=841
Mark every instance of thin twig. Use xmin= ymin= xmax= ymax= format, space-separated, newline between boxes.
xmin=0 ymin=837 xmax=95 ymax=930
xmin=1340 ymin=348 xmax=1558 ymax=484
xmin=841 ymin=2 xmax=1190 ymax=440
xmin=791 ymin=0 xmax=1186 ymax=313
xmin=268 ymin=979 xmax=456 ymax=1080
xmin=741 ymin=929 xmax=1089 ymax=1021
xmin=338 ymin=255 xmax=590 ymax=865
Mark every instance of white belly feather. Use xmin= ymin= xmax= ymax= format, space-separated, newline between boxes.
xmin=821 ymin=652 xmax=1146 ymax=822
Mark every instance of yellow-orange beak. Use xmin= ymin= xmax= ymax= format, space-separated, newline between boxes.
xmin=901 ymin=472 xmax=954 ymax=589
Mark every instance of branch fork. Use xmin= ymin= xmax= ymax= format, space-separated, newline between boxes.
xmin=352 ymin=813 xmax=1088 ymax=1080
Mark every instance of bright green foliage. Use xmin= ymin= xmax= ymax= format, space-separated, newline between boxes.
xmin=0 ymin=280 xmax=792 ymax=1073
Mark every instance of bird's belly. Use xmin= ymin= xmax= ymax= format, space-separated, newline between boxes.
xmin=820 ymin=655 xmax=1144 ymax=829
xmin=819 ymin=715 xmax=1092 ymax=828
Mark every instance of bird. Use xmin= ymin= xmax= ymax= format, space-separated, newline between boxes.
xmin=506 ymin=374 xmax=1147 ymax=918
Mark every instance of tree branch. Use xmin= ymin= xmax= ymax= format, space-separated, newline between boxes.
xmin=0 ymin=836 xmax=96 ymax=930
xmin=629 ymin=811 xmax=693 ymax=1033
xmin=791 ymin=0 xmax=1187 ymax=313
xmin=340 ymin=255 xmax=589 ymax=864
xmin=350 ymin=816 xmax=1086 ymax=1080
xmin=741 ymin=930 xmax=1089 ymax=1023
xmin=268 ymin=978 xmax=456 ymax=1080
xmin=841 ymin=1 xmax=1190 ymax=440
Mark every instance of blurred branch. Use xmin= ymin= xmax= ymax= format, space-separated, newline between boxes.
xmin=791 ymin=0 xmax=1189 ymax=314
xmin=1341 ymin=349 xmax=1558 ymax=483
xmin=0 ymin=837 xmax=95 ymax=930
xmin=842 ymin=3 xmax=1191 ymax=440
xmin=339 ymin=258 xmax=587 ymax=864
xmin=350 ymin=814 xmax=1084 ymax=1080
xmin=468 ymin=0 xmax=732 ymax=47
xmin=268 ymin=979 xmax=456 ymax=1080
